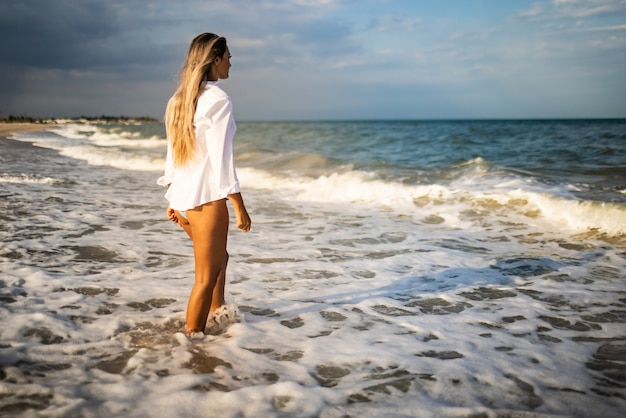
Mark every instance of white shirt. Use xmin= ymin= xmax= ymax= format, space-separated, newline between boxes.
xmin=157 ymin=81 xmax=240 ymax=210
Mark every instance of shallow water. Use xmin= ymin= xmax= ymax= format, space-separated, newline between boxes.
xmin=0 ymin=120 xmax=625 ymax=417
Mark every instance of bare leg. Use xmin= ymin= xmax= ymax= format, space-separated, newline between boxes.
xmin=210 ymin=252 xmax=228 ymax=311
xmin=183 ymin=200 xmax=229 ymax=334
xmin=176 ymin=211 xmax=228 ymax=316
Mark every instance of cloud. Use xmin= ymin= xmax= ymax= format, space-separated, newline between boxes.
xmin=0 ymin=1 xmax=116 ymax=69
xmin=0 ymin=0 xmax=190 ymax=77
xmin=0 ymin=0 xmax=364 ymax=117
xmin=514 ymin=3 xmax=545 ymax=19
xmin=515 ymin=0 xmax=626 ymax=20
xmin=371 ymin=14 xmax=424 ymax=32
xmin=0 ymin=0 xmax=624 ymax=119
xmin=553 ymin=0 xmax=626 ymax=18
xmin=0 ymin=0 xmax=186 ymax=116
xmin=584 ymin=23 xmax=626 ymax=29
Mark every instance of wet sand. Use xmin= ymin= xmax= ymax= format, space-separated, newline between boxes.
xmin=0 ymin=123 xmax=54 ymax=138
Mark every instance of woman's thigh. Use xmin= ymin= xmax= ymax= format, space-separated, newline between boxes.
xmin=186 ymin=200 xmax=229 ymax=262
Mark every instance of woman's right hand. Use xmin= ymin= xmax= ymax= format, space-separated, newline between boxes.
xmin=166 ymin=205 xmax=181 ymax=226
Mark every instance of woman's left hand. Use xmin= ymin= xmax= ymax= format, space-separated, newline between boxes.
xmin=228 ymin=193 xmax=251 ymax=232
xmin=236 ymin=206 xmax=252 ymax=232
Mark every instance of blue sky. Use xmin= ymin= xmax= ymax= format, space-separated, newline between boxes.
xmin=1 ymin=0 xmax=625 ymax=120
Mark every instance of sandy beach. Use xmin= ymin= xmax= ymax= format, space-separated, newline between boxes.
xmin=0 ymin=123 xmax=54 ymax=138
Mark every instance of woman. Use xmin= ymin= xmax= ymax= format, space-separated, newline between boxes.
xmin=158 ymin=33 xmax=251 ymax=337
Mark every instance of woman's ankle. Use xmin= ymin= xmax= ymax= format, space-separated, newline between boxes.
xmin=186 ymin=328 xmax=204 ymax=337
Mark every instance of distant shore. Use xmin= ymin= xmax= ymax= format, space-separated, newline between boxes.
xmin=0 ymin=123 xmax=55 ymax=138
xmin=0 ymin=116 xmax=161 ymax=139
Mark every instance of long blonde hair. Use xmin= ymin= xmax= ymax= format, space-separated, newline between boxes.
xmin=165 ymin=33 xmax=227 ymax=166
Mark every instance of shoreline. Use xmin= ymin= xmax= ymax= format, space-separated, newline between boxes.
xmin=1 ymin=119 xmax=625 ymax=417
xmin=0 ymin=123 xmax=55 ymax=138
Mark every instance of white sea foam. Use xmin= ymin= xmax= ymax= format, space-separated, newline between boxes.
xmin=235 ymin=167 xmax=626 ymax=237
xmin=1 ymin=122 xmax=625 ymax=417
xmin=54 ymin=144 xmax=165 ymax=171
xmin=13 ymin=125 xmax=166 ymax=172
xmin=0 ymin=174 xmax=61 ymax=185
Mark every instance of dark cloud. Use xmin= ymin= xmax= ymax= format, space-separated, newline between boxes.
xmin=0 ymin=0 xmax=369 ymax=117
xmin=0 ymin=0 xmax=186 ymax=116
xmin=0 ymin=0 xmax=187 ymax=72
xmin=0 ymin=0 xmax=119 ymax=69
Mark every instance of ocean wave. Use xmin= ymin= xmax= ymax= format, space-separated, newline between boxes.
xmin=53 ymin=124 xmax=165 ymax=149
xmin=0 ymin=173 xmax=61 ymax=185
xmin=237 ymin=150 xmax=345 ymax=173
xmin=56 ymin=145 xmax=165 ymax=172
xmin=11 ymin=125 xmax=166 ymax=172
xmin=452 ymin=156 xmax=491 ymax=170
xmin=238 ymin=167 xmax=626 ymax=237
xmin=10 ymin=121 xmax=624 ymax=237
xmin=530 ymin=194 xmax=626 ymax=238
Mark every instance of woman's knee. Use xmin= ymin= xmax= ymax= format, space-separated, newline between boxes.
xmin=193 ymin=277 xmax=217 ymax=292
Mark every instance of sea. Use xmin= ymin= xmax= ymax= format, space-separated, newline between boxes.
xmin=1 ymin=119 xmax=625 ymax=418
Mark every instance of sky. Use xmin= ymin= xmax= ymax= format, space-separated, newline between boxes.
xmin=0 ymin=0 xmax=625 ymax=120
